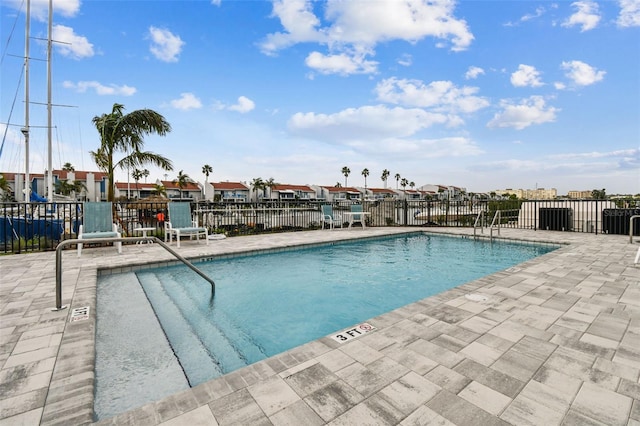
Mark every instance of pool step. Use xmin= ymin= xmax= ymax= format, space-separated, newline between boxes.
xmin=137 ymin=269 xmax=266 ymax=384
xmin=137 ymin=273 xmax=223 ymax=386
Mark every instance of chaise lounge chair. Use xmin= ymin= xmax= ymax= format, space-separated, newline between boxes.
xmin=77 ymin=202 xmax=122 ymax=256
xmin=165 ymin=203 xmax=209 ymax=248
xmin=320 ymin=204 xmax=343 ymax=230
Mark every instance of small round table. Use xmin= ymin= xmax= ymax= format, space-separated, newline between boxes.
xmin=134 ymin=227 xmax=156 ymax=244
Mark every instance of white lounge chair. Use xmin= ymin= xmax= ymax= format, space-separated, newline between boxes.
xmin=165 ymin=203 xmax=209 ymax=248
xmin=320 ymin=204 xmax=342 ymax=230
xmin=77 ymin=202 xmax=122 ymax=256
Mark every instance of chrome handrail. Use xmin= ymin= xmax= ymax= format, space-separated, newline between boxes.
xmin=54 ymin=236 xmax=215 ymax=310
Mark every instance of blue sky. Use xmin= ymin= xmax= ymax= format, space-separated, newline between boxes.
xmin=1 ymin=0 xmax=639 ymax=195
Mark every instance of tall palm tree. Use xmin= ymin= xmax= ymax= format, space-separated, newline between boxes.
xmin=394 ymin=173 xmax=401 ymax=189
xmin=173 ymin=170 xmax=190 ymax=199
xmin=264 ymin=177 xmax=277 ymax=200
xmin=342 ymin=166 xmax=350 ymax=187
xmin=142 ymin=168 xmax=150 ymax=183
xmin=361 ymin=168 xmax=369 ymax=189
xmin=90 ymin=103 xmax=173 ymax=202
xmin=202 ymin=164 xmax=213 ymax=184
xmin=251 ymin=177 xmax=265 ymax=201
xmin=400 ymin=178 xmax=409 ymax=193
xmin=381 ymin=169 xmax=390 ymax=189
xmin=132 ymin=169 xmax=144 ymax=194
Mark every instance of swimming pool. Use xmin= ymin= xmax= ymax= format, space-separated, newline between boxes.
xmin=95 ymin=233 xmax=557 ymax=419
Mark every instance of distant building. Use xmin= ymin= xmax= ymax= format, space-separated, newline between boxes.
xmin=495 ymin=188 xmax=557 ymax=200
xmin=567 ymin=190 xmax=593 ymax=199
xmin=207 ymin=181 xmax=250 ymax=202
xmin=160 ymin=180 xmax=202 ymax=201
xmin=269 ymin=184 xmax=317 ymax=201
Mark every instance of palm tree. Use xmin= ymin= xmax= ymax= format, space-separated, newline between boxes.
xmin=395 ymin=173 xmax=401 ymax=189
xmin=410 ymin=181 xmax=415 ymax=190
xmin=264 ymin=177 xmax=277 ymax=200
xmin=142 ymin=168 xmax=150 ymax=183
xmin=132 ymin=169 xmax=144 ymax=195
xmin=335 ymin=182 xmax=342 ymax=188
xmin=173 ymin=170 xmax=190 ymax=199
xmin=90 ymin=103 xmax=173 ymax=202
xmin=341 ymin=166 xmax=350 ymax=187
xmin=0 ymin=175 xmax=14 ymax=201
xmin=400 ymin=178 xmax=409 ymax=193
xmin=361 ymin=168 xmax=369 ymax=189
xmin=152 ymin=183 xmax=166 ymax=197
xmin=251 ymin=177 xmax=265 ymax=201
xmin=202 ymin=164 xmax=213 ymax=184
xmin=62 ymin=162 xmax=75 ymax=172
xmin=381 ymin=169 xmax=390 ymax=189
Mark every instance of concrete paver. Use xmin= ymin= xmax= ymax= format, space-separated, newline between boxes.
xmin=0 ymin=227 xmax=638 ymax=425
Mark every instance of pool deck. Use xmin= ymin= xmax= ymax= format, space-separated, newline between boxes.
xmin=1 ymin=227 xmax=639 ymax=425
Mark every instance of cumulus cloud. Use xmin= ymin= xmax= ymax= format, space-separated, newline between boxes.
xmin=148 ymin=26 xmax=184 ymax=62
xmin=228 ymin=96 xmax=256 ymax=113
xmin=561 ymin=60 xmax=606 ymax=86
xmin=305 ymin=51 xmax=378 ymax=75
xmin=510 ymin=64 xmax=543 ymax=87
xmin=487 ymin=96 xmax=559 ymax=130
xmin=375 ymin=78 xmax=489 ymax=116
xmin=62 ymin=80 xmax=136 ymax=96
xmin=617 ymin=0 xmax=640 ymax=27
xmin=288 ymin=105 xmax=449 ymax=142
xmin=51 ymin=25 xmax=94 ymax=59
xmin=260 ymin=0 xmax=473 ymax=75
xmin=465 ymin=66 xmax=485 ymax=80
xmin=562 ymin=1 xmax=601 ymax=31
xmin=170 ymin=93 xmax=202 ymax=110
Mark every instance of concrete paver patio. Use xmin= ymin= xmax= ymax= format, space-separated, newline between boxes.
xmin=0 ymin=227 xmax=638 ymax=425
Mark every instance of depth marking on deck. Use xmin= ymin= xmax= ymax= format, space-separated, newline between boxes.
xmin=70 ymin=306 xmax=90 ymax=322
xmin=330 ymin=322 xmax=376 ymax=343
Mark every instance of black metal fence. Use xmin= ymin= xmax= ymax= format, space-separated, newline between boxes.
xmin=1 ymin=199 xmax=637 ymax=254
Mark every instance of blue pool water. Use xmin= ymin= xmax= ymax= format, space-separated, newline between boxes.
xmin=95 ymin=233 xmax=557 ymax=419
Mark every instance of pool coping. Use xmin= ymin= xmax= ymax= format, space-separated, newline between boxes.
xmin=1 ymin=227 xmax=638 ymax=425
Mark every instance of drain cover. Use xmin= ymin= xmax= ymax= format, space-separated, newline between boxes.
xmin=465 ymin=294 xmax=488 ymax=302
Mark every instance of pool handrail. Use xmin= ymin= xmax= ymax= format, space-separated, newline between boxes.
xmin=54 ymin=236 xmax=215 ymax=311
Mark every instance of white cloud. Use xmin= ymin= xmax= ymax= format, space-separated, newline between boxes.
xmin=211 ymin=0 xmax=222 ymax=6
xmin=148 ymin=26 xmax=184 ymax=62
xmin=375 ymin=78 xmax=489 ymax=116
xmin=618 ymin=0 xmax=640 ymax=27
xmin=561 ymin=60 xmax=606 ymax=86
xmin=397 ymin=54 xmax=413 ymax=67
xmin=51 ymin=25 xmax=94 ymax=59
xmin=288 ymin=105 xmax=449 ymax=142
xmin=4 ymin=0 xmax=81 ymax=21
xmin=62 ymin=80 xmax=136 ymax=96
xmin=465 ymin=66 xmax=485 ymax=80
xmin=260 ymin=0 xmax=474 ymax=75
xmin=228 ymin=96 xmax=255 ymax=113
xmin=562 ymin=1 xmax=601 ymax=31
xmin=170 ymin=93 xmax=202 ymax=110
xmin=510 ymin=64 xmax=543 ymax=87
xmin=305 ymin=51 xmax=378 ymax=75
xmin=487 ymin=96 xmax=559 ymax=130
xmin=554 ymin=81 xmax=566 ymax=90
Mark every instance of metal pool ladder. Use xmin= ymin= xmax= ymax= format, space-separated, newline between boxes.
xmin=53 ymin=236 xmax=216 ymax=311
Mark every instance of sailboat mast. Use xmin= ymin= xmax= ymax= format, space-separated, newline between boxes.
xmin=23 ymin=0 xmax=30 ymax=202
xmin=47 ymin=0 xmax=53 ymax=199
